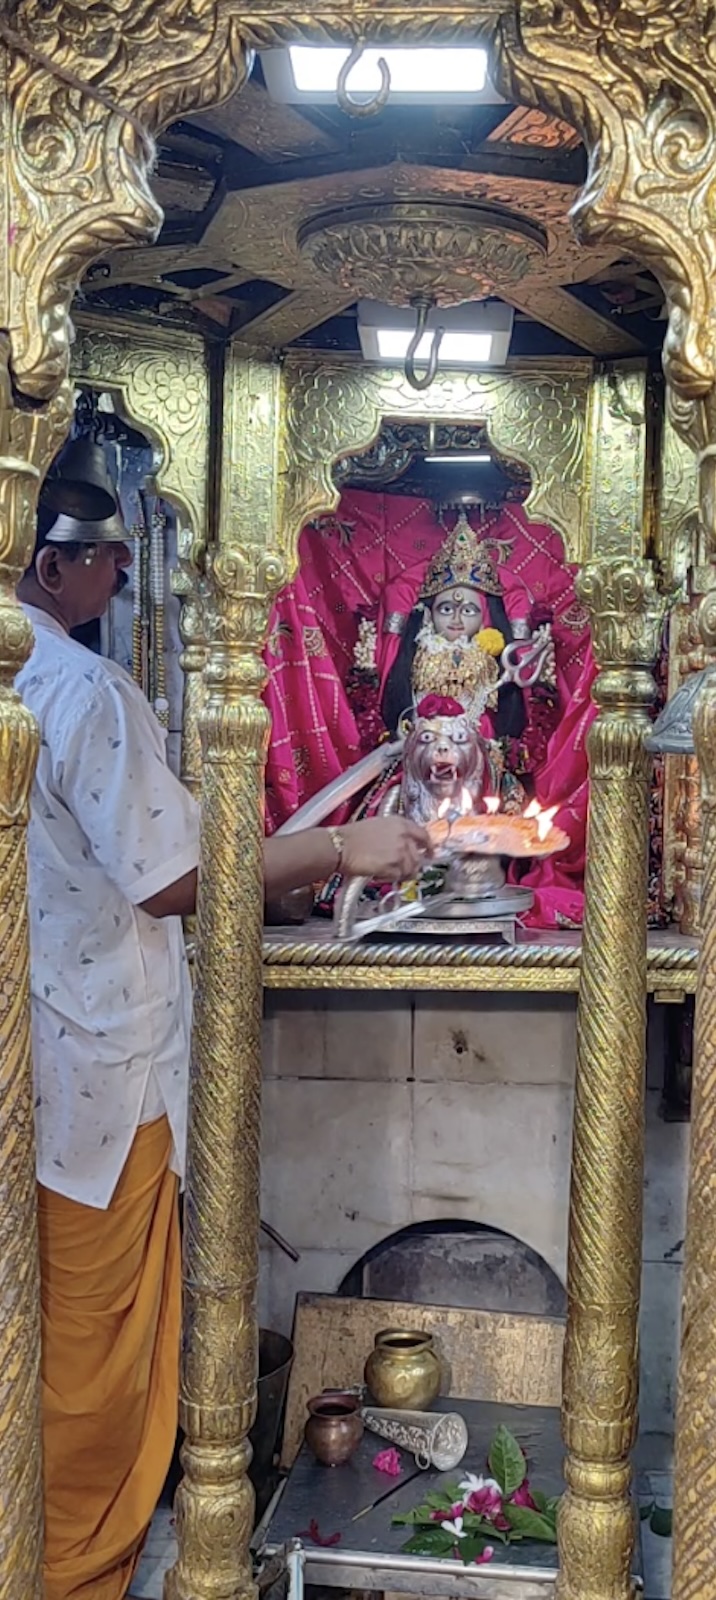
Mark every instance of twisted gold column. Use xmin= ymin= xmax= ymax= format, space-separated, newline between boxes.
xmin=166 ymin=543 xmax=284 ymax=1600
xmin=0 ymin=620 xmax=42 ymax=1600
xmin=671 ymin=410 xmax=716 ymax=1600
xmin=0 ymin=396 xmax=65 ymax=1600
xmin=556 ymin=560 xmax=665 ymax=1600
xmin=670 ymin=666 xmax=716 ymax=1600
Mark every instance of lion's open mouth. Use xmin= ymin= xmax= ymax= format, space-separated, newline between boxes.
xmin=430 ymin=761 xmax=458 ymax=783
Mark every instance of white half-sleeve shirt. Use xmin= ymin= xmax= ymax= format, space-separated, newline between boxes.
xmin=16 ymin=605 xmax=201 ymax=1209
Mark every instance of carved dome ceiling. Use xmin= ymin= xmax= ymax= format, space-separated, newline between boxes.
xmin=77 ymin=61 xmax=666 ymax=361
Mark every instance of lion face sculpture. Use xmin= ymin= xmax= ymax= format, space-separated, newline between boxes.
xmin=401 ymin=702 xmax=492 ymax=825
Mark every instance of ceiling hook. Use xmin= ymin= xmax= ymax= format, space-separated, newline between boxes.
xmin=405 ymin=299 xmax=444 ymax=391
xmin=336 ymin=38 xmax=391 ymax=119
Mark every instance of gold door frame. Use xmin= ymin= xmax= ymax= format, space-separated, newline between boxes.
xmin=1 ymin=7 xmax=715 ymax=1600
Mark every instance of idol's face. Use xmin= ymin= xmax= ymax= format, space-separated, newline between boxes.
xmin=431 ymin=585 xmax=482 ymax=642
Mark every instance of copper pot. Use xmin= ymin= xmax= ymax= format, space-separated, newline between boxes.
xmin=304 ymin=1393 xmax=364 ymax=1467
xmin=364 ymin=1328 xmax=441 ymax=1411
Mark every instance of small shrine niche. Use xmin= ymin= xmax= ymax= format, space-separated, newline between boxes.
xmin=264 ymin=420 xmax=596 ymax=932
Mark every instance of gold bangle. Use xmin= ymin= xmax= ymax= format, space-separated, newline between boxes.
xmin=328 ymin=826 xmax=345 ymax=872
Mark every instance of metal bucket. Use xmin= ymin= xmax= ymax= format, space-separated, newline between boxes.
xmin=249 ymin=1328 xmax=294 ymax=1503
xmin=164 ymin=1327 xmax=294 ymax=1513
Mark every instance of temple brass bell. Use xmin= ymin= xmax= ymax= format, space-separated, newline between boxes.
xmin=42 ymin=437 xmax=118 ymax=522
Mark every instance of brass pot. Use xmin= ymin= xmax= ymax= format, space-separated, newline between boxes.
xmin=304 ymin=1393 xmax=364 ymax=1467
xmin=364 ymin=1328 xmax=441 ymax=1411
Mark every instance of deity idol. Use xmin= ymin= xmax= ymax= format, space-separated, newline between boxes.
xmin=380 ymin=506 xmax=541 ymax=744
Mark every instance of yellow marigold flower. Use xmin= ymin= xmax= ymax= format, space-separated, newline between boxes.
xmin=477 ymin=627 xmax=505 ymax=657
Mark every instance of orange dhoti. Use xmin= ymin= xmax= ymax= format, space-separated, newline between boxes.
xmin=38 ymin=1115 xmax=181 ymax=1600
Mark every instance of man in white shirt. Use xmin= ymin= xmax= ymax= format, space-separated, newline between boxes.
xmin=16 ymin=506 xmax=428 ymax=1600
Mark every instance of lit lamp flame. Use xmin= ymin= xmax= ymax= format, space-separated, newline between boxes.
xmin=483 ymin=795 xmax=500 ymax=815
xmin=459 ymin=786 xmax=473 ymax=816
xmin=523 ymin=799 xmax=558 ymax=842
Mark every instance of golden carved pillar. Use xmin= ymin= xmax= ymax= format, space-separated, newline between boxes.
xmin=483 ymin=7 xmax=716 ymax=1597
xmin=0 ymin=369 xmax=72 ymax=1599
xmin=171 ymin=531 xmax=210 ymax=959
xmin=0 ymin=8 xmax=249 ymax=1596
xmin=670 ymin=394 xmax=716 ymax=1600
xmin=555 ymin=560 xmax=665 ymax=1600
xmin=167 ymin=348 xmax=284 ymax=1599
xmin=669 ymin=600 xmax=705 ymax=934
xmin=172 ymin=531 xmax=211 ymax=804
xmin=166 ymin=544 xmax=284 ymax=1600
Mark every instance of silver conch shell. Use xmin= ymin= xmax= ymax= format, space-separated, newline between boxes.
xmin=362 ymin=1406 xmax=469 ymax=1471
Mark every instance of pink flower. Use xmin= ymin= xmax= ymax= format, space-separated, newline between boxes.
xmin=475 ymin=1546 xmax=494 ymax=1565
xmin=433 ymin=1502 xmax=464 ymax=1522
xmin=465 ymin=1484 xmax=503 ymax=1521
xmin=373 ymin=1448 xmax=402 ymax=1477
xmin=510 ymin=1481 xmax=537 ymax=1510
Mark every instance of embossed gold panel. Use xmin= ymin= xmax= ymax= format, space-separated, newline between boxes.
xmin=278 ymin=353 xmax=594 ymax=575
xmin=70 ymin=322 xmax=211 ymax=543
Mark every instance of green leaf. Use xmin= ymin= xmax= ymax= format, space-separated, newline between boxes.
xmin=459 ymin=1536 xmax=489 ymax=1566
xmin=461 ymin=1512 xmax=509 ymax=1544
xmin=488 ymin=1426 xmax=527 ymax=1496
xmin=531 ymin=1489 xmax=548 ymax=1515
xmin=546 ymin=1497 xmax=562 ymax=1517
xmin=401 ymin=1528 xmax=455 ymax=1558
xmin=649 ymin=1506 xmax=673 ymax=1538
xmin=423 ymin=1490 xmax=460 ymax=1511
xmin=503 ymin=1504 xmax=559 ymax=1544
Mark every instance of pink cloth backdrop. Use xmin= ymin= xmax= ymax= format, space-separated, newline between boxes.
xmin=263 ymin=488 xmax=594 ymax=928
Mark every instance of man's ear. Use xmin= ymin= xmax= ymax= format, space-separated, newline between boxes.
xmin=34 ymin=544 xmax=64 ymax=596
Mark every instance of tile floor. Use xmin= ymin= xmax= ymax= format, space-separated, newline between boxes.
xmin=129 ymin=1461 xmax=674 ymax=1600
xmin=129 ymin=1505 xmax=176 ymax=1599
xmin=638 ymin=1470 xmax=674 ymax=1600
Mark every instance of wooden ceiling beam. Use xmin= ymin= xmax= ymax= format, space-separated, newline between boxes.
xmin=187 ymin=80 xmax=340 ymax=163
xmin=231 ymin=287 xmax=355 ymax=347
xmin=504 ymin=282 xmax=644 ymax=356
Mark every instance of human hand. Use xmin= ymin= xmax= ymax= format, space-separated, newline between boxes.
xmin=341 ymin=816 xmax=432 ymax=882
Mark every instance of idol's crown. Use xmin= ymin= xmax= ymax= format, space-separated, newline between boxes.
xmin=422 ymin=508 xmax=502 ymax=598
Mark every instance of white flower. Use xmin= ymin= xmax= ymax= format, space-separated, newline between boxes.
xmin=441 ymin=1516 xmax=466 ymax=1540
xmin=458 ymin=1473 xmax=502 ymax=1496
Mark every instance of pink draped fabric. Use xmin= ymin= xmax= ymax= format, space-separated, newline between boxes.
xmin=263 ymin=488 xmax=593 ymax=928
xmin=509 ymin=649 xmax=597 ymax=928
